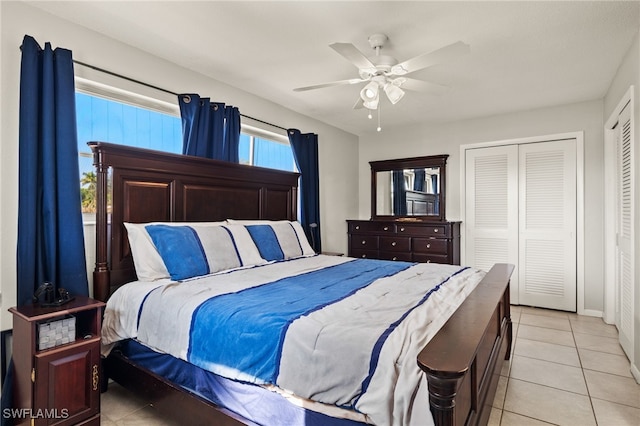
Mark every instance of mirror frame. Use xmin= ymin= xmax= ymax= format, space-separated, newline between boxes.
xmin=370 ymin=154 xmax=448 ymax=222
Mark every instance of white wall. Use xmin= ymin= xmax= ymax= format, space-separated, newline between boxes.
xmin=0 ymin=1 xmax=359 ymax=331
xmin=603 ymin=30 xmax=640 ymax=379
xmin=358 ymin=99 xmax=605 ymax=313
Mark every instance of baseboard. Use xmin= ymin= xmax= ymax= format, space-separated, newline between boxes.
xmin=580 ymin=309 xmax=602 ymax=318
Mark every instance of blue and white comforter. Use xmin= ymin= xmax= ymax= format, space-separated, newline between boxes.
xmin=102 ymin=255 xmax=484 ymax=425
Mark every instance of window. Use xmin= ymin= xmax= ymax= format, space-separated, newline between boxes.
xmin=239 ymin=129 xmax=296 ymax=172
xmin=75 ymin=80 xmax=296 ymax=214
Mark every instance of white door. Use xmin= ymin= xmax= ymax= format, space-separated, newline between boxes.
xmin=465 ymin=145 xmax=519 ymax=303
xmin=465 ymin=139 xmax=577 ymax=311
xmin=518 ymin=140 xmax=576 ymax=311
xmin=615 ymin=103 xmax=634 ymax=359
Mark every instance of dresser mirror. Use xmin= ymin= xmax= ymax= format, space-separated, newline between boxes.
xmin=370 ymin=155 xmax=448 ymax=222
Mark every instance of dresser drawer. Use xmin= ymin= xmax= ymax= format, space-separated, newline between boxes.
xmin=350 ymin=235 xmax=379 ymax=250
xmin=412 ymin=238 xmax=448 ymax=254
xmin=412 ymin=253 xmax=451 ymax=264
xmin=379 ymin=251 xmax=413 ymax=262
xmin=350 ymin=249 xmax=379 ymax=259
xmin=400 ymin=224 xmax=450 ymax=238
xmin=349 ymin=221 xmax=396 ymax=234
xmin=379 ymin=236 xmax=411 ymax=252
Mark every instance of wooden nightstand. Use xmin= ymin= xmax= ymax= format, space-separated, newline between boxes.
xmin=9 ymin=296 xmax=105 ymax=426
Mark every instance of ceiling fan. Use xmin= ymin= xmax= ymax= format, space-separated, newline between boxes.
xmin=293 ymin=34 xmax=470 ymax=110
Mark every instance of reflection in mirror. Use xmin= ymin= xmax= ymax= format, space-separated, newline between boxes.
xmin=376 ymin=168 xmax=440 ymax=216
xmin=370 ymin=154 xmax=448 ymax=222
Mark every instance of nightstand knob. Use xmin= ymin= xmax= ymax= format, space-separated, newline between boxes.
xmin=391 ymin=241 xmax=397 ymax=246
xmin=427 ymin=260 xmax=431 ymax=263
xmin=361 ymin=254 xmax=367 ymax=258
xmin=361 ymin=240 xmax=367 ymax=245
xmin=392 ymin=256 xmax=398 ymax=261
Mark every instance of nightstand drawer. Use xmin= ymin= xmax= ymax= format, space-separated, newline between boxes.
xmin=412 ymin=238 xmax=448 ymax=254
xmin=379 ymin=236 xmax=411 ymax=252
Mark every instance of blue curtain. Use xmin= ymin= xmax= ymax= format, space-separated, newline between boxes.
xmin=288 ymin=129 xmax=321 ymax=252
xmin=413 ymin=169 xmax=426 ymax=192
xmin=392 ymin=170 xmax=407 ymax=215
xmin=178 ymin=93 xmax=240 ymax=162
xmin=16 ymin=35 xmax=88 ymax=306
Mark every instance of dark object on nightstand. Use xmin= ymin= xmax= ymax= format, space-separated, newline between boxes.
xmin=9 ymin=296 xmax=105 ymax=425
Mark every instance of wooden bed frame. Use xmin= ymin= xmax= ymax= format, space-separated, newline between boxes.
xmin=90 ymin=142 xmax=514 ymax=426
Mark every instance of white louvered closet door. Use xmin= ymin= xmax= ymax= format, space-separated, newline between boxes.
xmin=465 ymin=145 xmax=520 ymax=303
xmin=466 ymin=140 xmax=577 ymax=310
xmin=615 ymin=104 xmax=634 ymax=359
xmin=518 ymin=141 xmax=576 ymax=311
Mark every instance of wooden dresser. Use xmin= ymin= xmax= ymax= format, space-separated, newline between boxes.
xmin=347 ymin=220 xmax=461 ymax=265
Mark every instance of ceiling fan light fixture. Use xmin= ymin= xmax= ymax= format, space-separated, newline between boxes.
xmin=384 ymin=84 xmax=405 ymax=104
xmin=360 ymin=82 xmax=379 ymax=102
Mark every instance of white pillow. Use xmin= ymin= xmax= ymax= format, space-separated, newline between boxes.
xmin=123 ymin=221 xmax=226 ymax=281
xmin=226 ymin=219 xmax=315 ymax=257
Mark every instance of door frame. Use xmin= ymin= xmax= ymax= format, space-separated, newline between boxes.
xmin=460 ymin=132 xmax=586 ymax=314
xmin=603 ymin=86 xmax=634 ymax=327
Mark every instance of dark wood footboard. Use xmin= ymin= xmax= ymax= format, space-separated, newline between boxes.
xmin=418 ymin=263 xmax=514 ymax=426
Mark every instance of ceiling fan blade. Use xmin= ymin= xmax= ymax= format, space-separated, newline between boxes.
xmin=398 ymin=78 xmax=450 ymax=95
xmin=391 ymin=41 xmax=470 ymax=75
xmin=329 ymin=42 xmax=377 ymax=71
xmin=293 ymin=78 xmax=366 ymax=92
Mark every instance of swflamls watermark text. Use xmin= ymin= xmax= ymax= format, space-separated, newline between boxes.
xmin=2 ymin=408 xmax=70 ymax=420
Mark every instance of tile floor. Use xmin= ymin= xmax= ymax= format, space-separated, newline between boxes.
xmin=100 ymin=305 xmax=640 ymax=425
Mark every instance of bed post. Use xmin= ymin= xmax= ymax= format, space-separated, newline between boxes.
xmin=425 ymin=373 xmax=466 ymax=425
xmin=92 ymin=144 xmax=110 ymax=302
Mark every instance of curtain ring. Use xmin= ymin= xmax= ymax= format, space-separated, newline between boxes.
xmin=182 ymin=95 xmax=191 ymax=104
xmin=213 ymin=104 xmax=219 ymax=111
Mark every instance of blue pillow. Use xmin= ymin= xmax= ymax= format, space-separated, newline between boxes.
xmin=145 ymin=224 xmax=266 ymax=281
xmin=245 ymin=222 xmax=313 ymax=261
xmin=245 ymin=225 xmax=284 ymax=261
xmin=145 ymin=225 xmax=208 ymax=280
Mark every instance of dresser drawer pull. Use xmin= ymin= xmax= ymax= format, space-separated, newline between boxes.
xmin=426 ymin=243 xmax=431 ymax=249
xmin=361 ymin=240 xmax=367 ymax=245
xmin=383 ymin=226 xmax=389 ymax=231
xmin=400 ymin=227 xmax=405 ymax=232
xmin=355 ymin=225 xmax=360 ymax=230
xmin=433 ymin=228 xmax=439 ymax=233
xmin=391 ymin=241 xmax=397 ymax=247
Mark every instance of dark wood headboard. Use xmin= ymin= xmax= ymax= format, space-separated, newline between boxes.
xmin=89 ymin=142 xmax=300 ymax=301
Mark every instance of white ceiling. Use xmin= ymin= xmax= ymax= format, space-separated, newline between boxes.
xmin=28 ymin=1 xmax=640 ymax=136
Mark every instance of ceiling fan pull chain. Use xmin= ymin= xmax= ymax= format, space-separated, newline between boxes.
xmin=377 ymin=103 xmax=382 ymax=132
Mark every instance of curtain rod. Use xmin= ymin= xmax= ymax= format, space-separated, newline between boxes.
xmin=73 ymin=60 xmax=289 ymax=132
